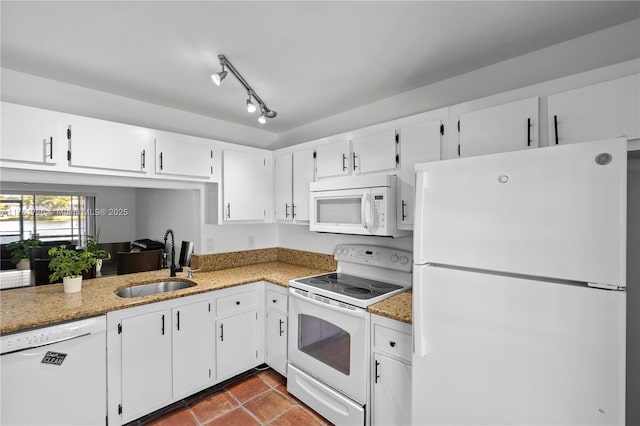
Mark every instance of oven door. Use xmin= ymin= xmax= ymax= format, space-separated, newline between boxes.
xmin=288 ymin=288 xmax=369 ymax=404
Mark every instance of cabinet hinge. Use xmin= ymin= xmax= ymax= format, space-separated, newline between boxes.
xmin=256 ymin=350 xmax=258 ymax=358
xmin=457 ymin=120 xmax=460 ymax=132
xmin=395 ymin=154 xmax=399 ymax=165
xmin=67 ymin=128 xmax=71 ymax=140
xmin=313 ymin=151 xmax=317 ymax=159
xmin=440 ymin=124 xmax=444 ymax=136
xmin=395 ymin=131 xmax=399 ymax=143
xmin=209 ymin=369 xmax=212 ymax=378
xmin=117 ymin=323 xmax=122 ymax=334
xmin=210 ymin=150 xmax=213 ymax=159
xmin=256 ymin=312 xmax=258 ymax=320
xmin=264 ymin=159 xmax=266 ymax=166
xmin=458 ymin=144 xmax=461 ymax=157
xmin=118 ymin=404 xmax=122 ymax=415
xmin=210 ymin=166 xmax=213 ymax=175
xmin=67 ymin=150 xmax=71 ymax=162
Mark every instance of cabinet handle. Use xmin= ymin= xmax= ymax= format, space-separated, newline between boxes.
xmin=285 ymin=204 xmax=290 ymax=218
xmin=401 ymin=200 xmax=407 ymax=221
xmin=352 ymin=152 xmax=358 ymax=171
xmin=235 ymin=301 xmax=240 ymax=305
xmin=527 ymin=118 xmax=531 ymax=147
xmin=292 ymin=204 xmax=296 ymax=218
xmin=226 ymin=203 xmax=231 ymax=219
xmin=159 ymin=152 xmax=164 ymax=170
xmin=220 ymin=323 xmax=224 ymax=341
xmin=161 ymin=314 xmax=165 ymax=335
xmin=176 ymin=310 xmax=180 ymax=331
xmin=553 ymin=115 xmax=559 ymax=145
xmin=141 ymin=149 xmax=146 ymax=169
xmin=272 ymin=299 xmax=278 ymax=304
xmin=375 ymin=360 xmax=380 ymax=384
xmin=389 ymin=341 xmax=396 ymax=348
xmin=342 ymin=153 xmax=347 ymax=171
xmin=48 ymin=137 xmax=54 ymax=160
xmin=279 ymin=318 xmax=284 ymax=336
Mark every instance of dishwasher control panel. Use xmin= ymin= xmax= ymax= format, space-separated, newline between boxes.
xmin=1 ymin=316 xmax=104 ymax=355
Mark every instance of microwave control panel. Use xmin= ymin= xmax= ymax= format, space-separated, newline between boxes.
xmin=372 ymin=194 xmax=385 ymax=229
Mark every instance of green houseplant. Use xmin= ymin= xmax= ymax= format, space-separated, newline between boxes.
xmin=86 ymin=235 xmax=111 ymax=272
xmin=6 ymin=239 xmax=41 ymax=270
xmin=48 ymin=245 xmax=97 ymax=293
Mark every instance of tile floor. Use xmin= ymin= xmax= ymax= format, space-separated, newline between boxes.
xmin=126 ymin=367 xmax=333 ymax=426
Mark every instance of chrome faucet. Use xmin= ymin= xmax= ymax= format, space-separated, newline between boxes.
xmin=163 ymin=229 xmax=178 ymax=277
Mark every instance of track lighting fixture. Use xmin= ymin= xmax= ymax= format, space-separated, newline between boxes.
xmin=246 ymin=93 xmax=257 ymax=114
xmin=212 ymin=54 xmax=277 ymax=123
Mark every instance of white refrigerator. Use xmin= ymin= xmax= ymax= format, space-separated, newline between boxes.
xmin=412 ymin=139 xmax=627 ymax=425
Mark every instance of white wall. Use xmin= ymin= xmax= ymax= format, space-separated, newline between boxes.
xmin=201 ymin=223 xmax=278 ymax=254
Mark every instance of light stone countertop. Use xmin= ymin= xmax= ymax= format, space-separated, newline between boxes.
xmin=0 ymin=261 xmax=326 ymax=335
xmin=367 ymin=290 xmax=412 ymax=324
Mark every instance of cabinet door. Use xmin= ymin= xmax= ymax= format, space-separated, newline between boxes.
xmin=292 ymin=148 xmax=315 ymax=221
xmin=223 ymin=150 xmax=268 ymax=221
xmin=67 ymin=114 xmax=150 ymax=173
xmin=121 ymin=309 xmax=172 ymax=423
xmin=548 ymin=75 xmax=640 ymax=145
xmin=352 ymin=129 xmax=397 ymax=174
xmin=1 ymin=102 xmax=59 ymax=164
xmin=274 ymin=152 xmax=293 ymax=221
xmin=398 ymin=121 xmax=441 ymax=229
xmin=458 ymin=97 xmax=538 ymax=157
xmin=266 ymin=309 xmax=287 ymax=377
xmin=172 ymin=300 xmax=213 ymax=399
xmin=372 ymin=353 xmax=411 ymax=426
xmin=315 ymin=140 xmax=350 ymax=178
xmin=216 ymin=310 xmax=259 ymax=381
xmin=155 ymin=137 xmax=214 ymax=179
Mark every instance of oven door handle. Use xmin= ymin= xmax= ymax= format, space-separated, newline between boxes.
xmin=289 ymin=289 xmax=367 ymax=319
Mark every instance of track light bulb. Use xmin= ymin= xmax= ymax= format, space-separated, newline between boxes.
xmin=246 ymin=97 xmax=257 ymax=114
xmin=258 ymin=112 xmax=267 ymax=124
xmin=211 ymin=70 xmax=227 ymax=86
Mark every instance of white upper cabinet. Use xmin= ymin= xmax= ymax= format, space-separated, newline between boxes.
xmin=315 ymin=139 xmax=350 ymax=178
xmin=222 ymin=149 xmax=269 ymax=222
xmin=458 ymin=97 xmax=539 ymax=157
xmin=66 ymin=113 xmax=151 ymax=173
xmin=155 ymin=136 xmax=214 ymax=179
xmin=274 ymin=148 xmax=314 ymax=222
xmin=398 ymin=120 xmax=442 ymax=229
xmin=292 ymin=148 xmax=315 ymax=222
xmin=1 ymin=102 xmax=61 ymax=165
xmin=548 ymin=74 xmax=640 ymax=145
xmin=274 ymin=152 xmax=294 ymax=221
xmin=351 ymin=129 xmax=398 ymax=174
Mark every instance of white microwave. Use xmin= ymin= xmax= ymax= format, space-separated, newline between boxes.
xmin=309 ymin=175 xmax=409 ymax=237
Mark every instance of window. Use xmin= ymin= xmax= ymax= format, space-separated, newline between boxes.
xmin=0 ymin=193 xmax=96 ymax=245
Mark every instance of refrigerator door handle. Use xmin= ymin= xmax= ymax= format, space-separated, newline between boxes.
xmin=413 ymin=268 xmax=430 ymax=357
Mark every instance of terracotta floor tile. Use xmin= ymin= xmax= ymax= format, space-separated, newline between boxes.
xmin=226 ymin=375 xmax=270 ymax=403
xmin=300 ymin=404 xmax=334 ymax=426
xmin=257 ymin=369 xmax=286 ymax=387
xmin=274 ymin=383 xmax=301 ymax=403
xmin=189 ymin=390 xmax=239 ymax=423
xmin=269 ymin=406 xmax=323 ymax=426
xmin=205 ymin=407 xmax=259 ymax=426
xmin=144 ymin=406 xmax=198 ymax=426
xmin=244 ymin=390 xmax=294 ymax=423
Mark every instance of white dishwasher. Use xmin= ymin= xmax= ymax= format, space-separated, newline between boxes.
xmin=1 ymin=315 xmax=107 ymax=426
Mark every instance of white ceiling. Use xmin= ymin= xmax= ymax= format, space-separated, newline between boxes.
xmin=2 ymin=1 xmax=639 ymax=139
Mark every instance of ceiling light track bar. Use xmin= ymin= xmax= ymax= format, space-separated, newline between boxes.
xmin=217 ymin=54 xmax=277 ymax=119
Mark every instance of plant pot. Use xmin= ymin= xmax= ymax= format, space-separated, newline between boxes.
xmin=15 ymin=258 xmax=30 ymax=270
xmin=96 ymin=259 xmax=103 ymax=273
xmin=63 ymin=276 xmax=83 ymax=294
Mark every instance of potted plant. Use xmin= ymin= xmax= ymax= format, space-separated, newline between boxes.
xmin=48 ymin=245 xmax=97 ymax=293
xmin=6 ymin=238 xmax=41 ymax=270
xmin=86 ymin=234 xmax=111 ymax=273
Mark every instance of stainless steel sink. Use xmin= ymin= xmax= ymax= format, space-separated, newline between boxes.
xmin=115 ymin=281 xmax=196 ymax=298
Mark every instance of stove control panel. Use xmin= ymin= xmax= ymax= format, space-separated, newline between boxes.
xmin=334 ymin=244 xmax=412 ymax=272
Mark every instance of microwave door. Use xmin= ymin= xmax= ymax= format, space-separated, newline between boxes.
xmin=310 ymin=188 xmax=370 ymax=235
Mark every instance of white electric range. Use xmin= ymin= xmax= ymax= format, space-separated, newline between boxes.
xmin=287 ymin=244 xmax=412 ymax=426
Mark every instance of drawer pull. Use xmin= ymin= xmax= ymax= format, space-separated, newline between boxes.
xmin=235 ymin=301 xmax=240 ymax=305
xmin=389 ymin=341 xmax=396 ymax=348
xmin=272 ymin=299 xmax=278 ymax=303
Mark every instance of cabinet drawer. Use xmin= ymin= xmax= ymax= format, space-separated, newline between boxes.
xmin=266 ymin=289 xmax=288 ymax=313
xmin=373 ymin=323 xmax=411 ymax=362
xmin=216 ymin=290 xmax=258 ymax=317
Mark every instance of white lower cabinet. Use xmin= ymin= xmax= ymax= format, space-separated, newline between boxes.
xmin=107 ymin=292 xmax=214 ymax=425
xmin=265 ymin=284 xmax=288 ymax=376
xmin=370 ymin=315 xmax=412 ymax=426
xmin=215 ymin=283 xmax=264 ymax=381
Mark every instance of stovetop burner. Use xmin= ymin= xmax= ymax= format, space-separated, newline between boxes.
xmin=295 ymin=272 xmax=403 ymax=300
